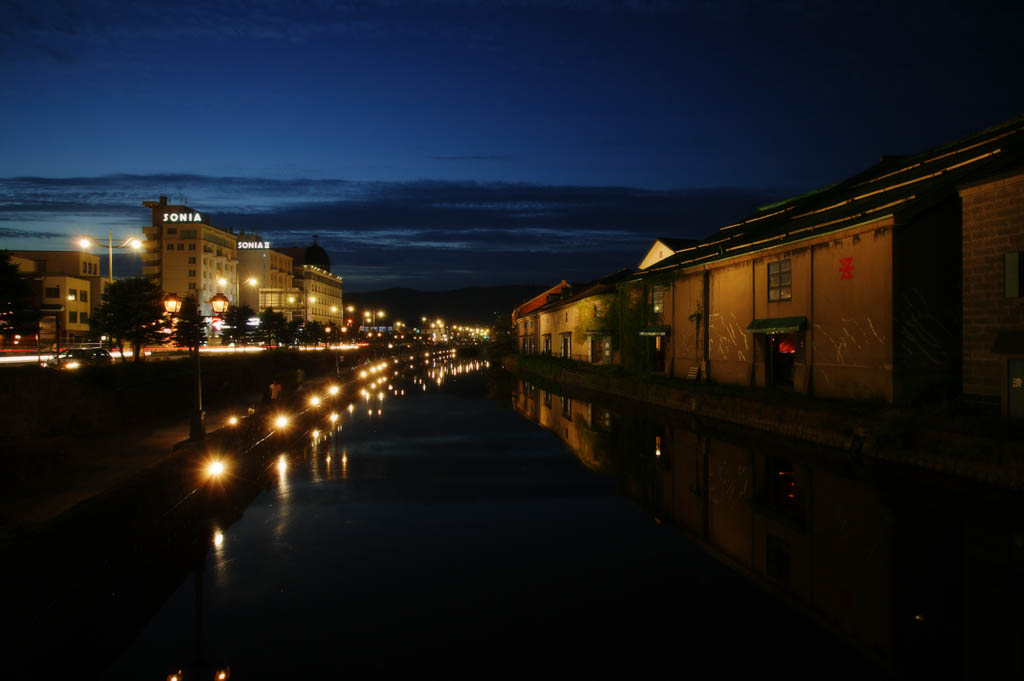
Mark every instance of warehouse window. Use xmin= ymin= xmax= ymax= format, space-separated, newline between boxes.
xmin=652 ymin=285 xmax=665 ymax=314
xmin=1005 ymin=252 xmax=1024 ymax=297
xmin=768 ymin=259 xmax=792 ymax=302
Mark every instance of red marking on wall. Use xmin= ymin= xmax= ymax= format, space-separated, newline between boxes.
xmin=839 ymin=257 xmax=854 ymax=280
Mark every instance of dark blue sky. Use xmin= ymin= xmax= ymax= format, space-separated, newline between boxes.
xmin=2 ymin=1 xmax=1022 ymax=290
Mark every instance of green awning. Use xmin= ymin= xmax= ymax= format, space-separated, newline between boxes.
xmin=639 ymin=325 xmax=670 ymax=336
xmin=746 ymin=316 xmax=807 ymax=334
xmin=583 ymin=329 xmax=609 ymax=336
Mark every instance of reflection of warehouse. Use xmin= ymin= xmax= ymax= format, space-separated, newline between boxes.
xmin=141 ymin=196 xmax=239 ymax=316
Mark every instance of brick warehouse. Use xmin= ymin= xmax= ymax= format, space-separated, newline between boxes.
xmin=960 ymin=167 xmax=1024 ymax=416
xmin=515 ymin=116 xmax=1024 ymax=408
xmin=628 ymin=116 xmax=1024 ymax=404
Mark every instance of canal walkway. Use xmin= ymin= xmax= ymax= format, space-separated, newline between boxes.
xmin=0 ymin=394 xmax=261 ymax=534
xmin=0 ymin=359 xmax=373 ymax=540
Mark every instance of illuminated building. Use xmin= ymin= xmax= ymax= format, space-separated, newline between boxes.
xmin=9 ymin=251 xmax=103 ymax=345
xmin=520 ymin=116 xmax=1024 ymax=405
xmin=141 ymin=196 xmax=239 ymax=316
xmin=235 ymin=235 xmax=304 ymax=320
xmin=278 ymin=237 xmax=343 ymax=325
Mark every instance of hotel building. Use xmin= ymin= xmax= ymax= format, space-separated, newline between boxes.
xmin=278 ymin=239 xmax=344 ymax=326
xmin=235 ymin=235 xmax=304 ymax=321
xmin=141 ymin=196 xmax=239 ymax=316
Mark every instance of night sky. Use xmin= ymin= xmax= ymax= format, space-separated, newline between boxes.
xmin=2 ymin=1 xmax=1022 ymax=290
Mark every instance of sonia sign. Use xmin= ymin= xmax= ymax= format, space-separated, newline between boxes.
xmin=163 ymin=212 xmax=203 ymax=223
xmin=237 ymin=241 xmax=270 ymax=249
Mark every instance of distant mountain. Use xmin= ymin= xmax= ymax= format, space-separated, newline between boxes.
xmin=343 ymin=285 xmax=547 ymax=326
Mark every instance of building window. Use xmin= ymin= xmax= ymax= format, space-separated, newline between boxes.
xmin=68 ymin=311 xmax=78 ymax=323
xmin=68 ymin=289 xmax=77 ymax=301
xmin=543 ymin=335 xmax=551 ymax=355
xmin=44 ymin=286 xmax=60 ymax=299
xmin=561 ymin=333 xmax=571 ymax=358
xmin=768 ymin=259 xmax=792 ymax=301
xmin=80 ymin=311 xmax=88 ymax=322
xmin=652 ymin=285 xmax=665 ymax=314
xmin=177 ymin=244 xmax=185 ymax=251
xmin=188 ymin=243 xmax=196 ymax=251
xmin=80 ymin=290 xmax=87 ymax=303
xmin=188 ymin=256 xmax=196 ymax=264
xmin=167 ymin=243 xmax=174 ymax=251
xmin=1005 ymin=252 xmax=1024 ymax=297
xmin=188 ymin=282 xmax=196 ymax=290
xmin=188 ymin=269 xmax=197 ymax=277
xmin=180 ymin=229 xmax=197 ymax=239
xmin=167 ymin=227 xmax=177 ymax=235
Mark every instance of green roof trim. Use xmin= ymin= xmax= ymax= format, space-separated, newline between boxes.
xmin=639 ymin=325 xmax=671 ymax=336
xmin=746 ymin=316 xmax=808 ymax=334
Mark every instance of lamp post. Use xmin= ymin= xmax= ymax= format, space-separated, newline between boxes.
xmin=164 ymin=292 xmax=229 ymax=442
xmin=76 ymin=231 xmax=143 ymax=284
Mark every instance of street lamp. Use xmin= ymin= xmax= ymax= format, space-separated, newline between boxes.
xmin=163 ymin=292 xmax=226 ymax=442
xmin=211 ymin=293 xmax=229 ymax=315
xmin=76 ymin=231 xmax=143 ymax=284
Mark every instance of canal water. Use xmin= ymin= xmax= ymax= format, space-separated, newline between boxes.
xmin=98 ymin=354 xmax=1021 ymax=678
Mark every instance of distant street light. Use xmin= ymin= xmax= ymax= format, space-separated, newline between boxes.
xmin=76 ymin=230 xmax=143 ymax=284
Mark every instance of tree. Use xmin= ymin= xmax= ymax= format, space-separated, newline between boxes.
xmin=90 ymin=277 xmax=164 ymax=363
xmin=0 ymin=251 xmax=40 ymax=343
xmin=297 ymin=320 xmax=326 ymax=347
xmin=258 ymin=307 xmax=288 ymax=346
xmin=170 ymin=295 xmax=206 ymax=352
xmin=222 ymin=304 xmax=256 ymax=346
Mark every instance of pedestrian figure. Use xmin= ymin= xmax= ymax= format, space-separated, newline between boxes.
xmin=270 ymin=381 xmax=282 ymax=401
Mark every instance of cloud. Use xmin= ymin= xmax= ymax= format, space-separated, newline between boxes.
xmin=0 ymin=173 xmax=781 ymax=290
xmin=429 ymin=155 xmax=516 ymax=162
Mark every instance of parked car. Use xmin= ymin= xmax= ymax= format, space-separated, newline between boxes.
xmin=46 ymin=347 xmax=114 ymax=369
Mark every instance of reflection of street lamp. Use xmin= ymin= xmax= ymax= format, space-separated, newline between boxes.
xmin=76 ymin=231 xmax=143 ymax=284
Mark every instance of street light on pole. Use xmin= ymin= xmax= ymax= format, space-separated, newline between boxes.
xmin=163 ymin=292 xmax=229 ymax=443
xmin=76 ymin=231 xmax=143 ymax=284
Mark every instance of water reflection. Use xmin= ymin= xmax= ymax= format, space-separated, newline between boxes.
xmin=512 ymin=378 xmax=1024 ymax=678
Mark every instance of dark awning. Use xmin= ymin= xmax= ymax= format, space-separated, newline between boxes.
xmin=991 ymin=330 xmax=1024 ymax=354
xmin=583 ymin=329 xmax=609 ymax=336
xmin=639 ymin=325 xmax=670 ymax=336
xmin=746 ymin=316 xmax=807 ymax=334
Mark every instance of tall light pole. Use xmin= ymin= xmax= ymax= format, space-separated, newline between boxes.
xmin=164 ymin=292 xmax=229 ymax=442
xmin=76 ymin=231 xmax=143 ymax=284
